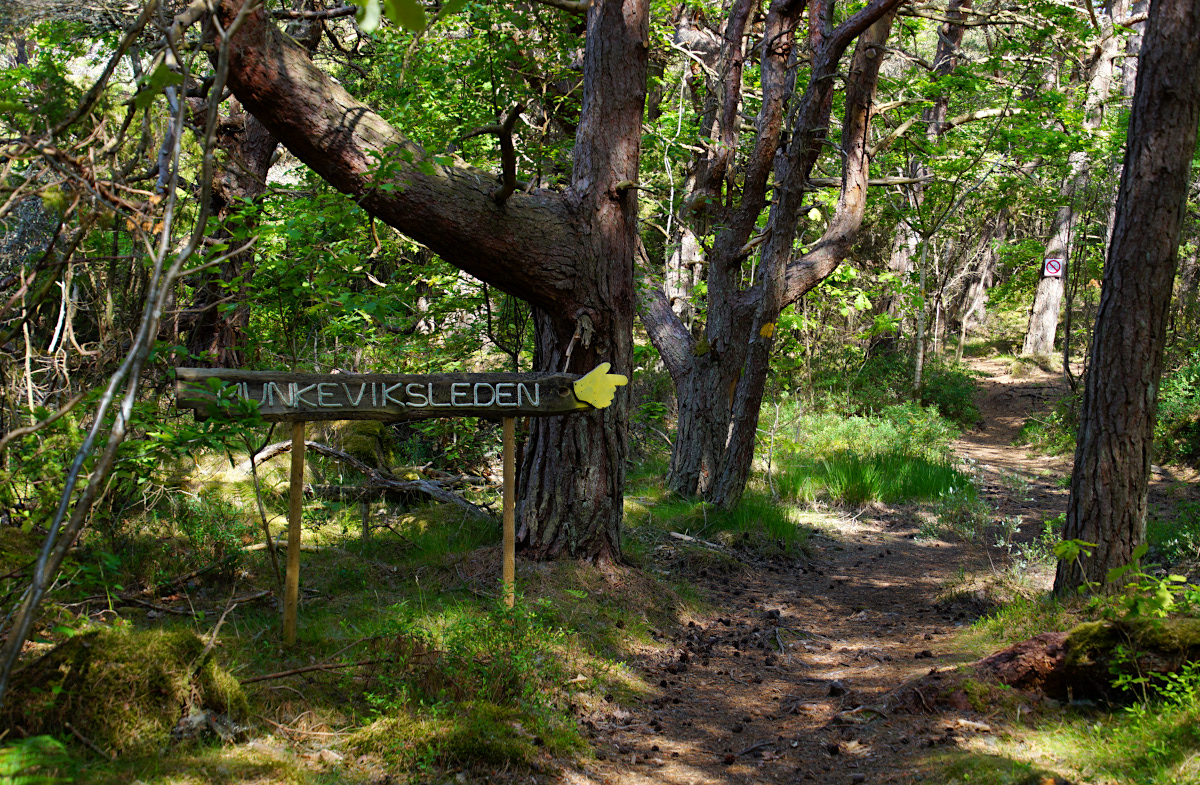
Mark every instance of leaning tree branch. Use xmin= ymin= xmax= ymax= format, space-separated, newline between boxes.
xmin=870 ymin=107 xmax=1023 ymax=156
xmin=273 ymin=5 xmax=358 ymax=19
xmin=531 ymin=0 xmax=592 ymax=14
xmin=213 ymin=0 xmax=582 ymax=312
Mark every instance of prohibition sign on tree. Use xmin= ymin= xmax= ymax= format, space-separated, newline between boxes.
xmin=1044 ymin=256 xmax=1064 ymax=278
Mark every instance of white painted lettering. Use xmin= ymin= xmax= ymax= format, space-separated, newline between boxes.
xmin=406 ymin=383 xmax=428 ymax=407
xmin=317 ymin=383 xmax=342 ymax=408
xmin=428 ymin=383 xmax=452 ymax=408
xmin=473 ymin=383 xmax=496 ymax=407
xmin=269 ymin=382 xmax=292 ymax=407
xmin=343 ymin=383 xmax=367 ymax=406
xmin=495 ymin=382 xmax=516 ymax=407
xmin=382 ymin=382 xmax=406 ymax=407
xmin=451 ymin=383 xmax=471 ymax=407
xmin=371 ymin=383 xmax=377 ymax=406
xmin=294 ymin=384 xmax=318 ymax=407
xmin=518 ymin=382 xmax=540 ymax=407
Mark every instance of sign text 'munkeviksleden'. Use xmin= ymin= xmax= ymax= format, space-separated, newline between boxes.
xmin=175 ymin=368 xmax=594 ymax=422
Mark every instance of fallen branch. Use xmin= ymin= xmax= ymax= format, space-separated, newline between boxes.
xmin=241 ymin=658 xmax=391 ymax=684
xmin=239 ymin=440 xmax=492 ymax=521
xmin=64 ymin=721 xmax=114 ymax=760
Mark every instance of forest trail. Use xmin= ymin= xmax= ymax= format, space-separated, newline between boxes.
xmin=559 ymin=358 xmax=1074 ymax=785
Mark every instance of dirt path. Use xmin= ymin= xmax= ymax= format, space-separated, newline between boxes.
xmin=554 ymin=359 xmax=1075 ymax=785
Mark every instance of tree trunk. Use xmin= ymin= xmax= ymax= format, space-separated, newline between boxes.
xmin=639 ymin=0 xmax=902 ymax=507
xmin=185 ymin=9 xmax=321 ymax=366
xmin=1054 ymin=0 xmax=1200 ymax=594
xmin=1023 ymin=17 xmax=1121 ymax=357
xmin=214 ymin=0 xmax=646 ymax=562
xmin=183 ymin=108 xmax=278 ymax=366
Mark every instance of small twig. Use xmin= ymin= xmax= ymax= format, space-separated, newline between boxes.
xmin=914 ymin=687 xmax=933 ymax=714
xmin=735 ymin=740 xmax=773 ymax=757
xmin=64 ymin=722 xmax=114 ymax=760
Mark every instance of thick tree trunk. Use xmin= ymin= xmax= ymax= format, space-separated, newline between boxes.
xmin=1054 ymin=0 xmax=1200 ymax=594
xmin=214 ymin=0 xmax=645 ymax=562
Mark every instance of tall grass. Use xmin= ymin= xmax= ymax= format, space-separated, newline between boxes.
xmin=775 ymin=451 xmax=974 ymax=508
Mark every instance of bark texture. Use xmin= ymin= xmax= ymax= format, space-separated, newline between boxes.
xmin=1055 ymin=0 xmax=1200 ymax=593
xmin=213 ymin=0 xmax=646 ymax=562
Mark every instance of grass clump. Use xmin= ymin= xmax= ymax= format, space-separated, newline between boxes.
xmin=348 ymin=599 xmax=583 ymax=771
xmin=970 ymin=595 xmax=1074 ymax=646
xmin=1147 ymin=500 xmax=1200 ymax=566
xmin=778 ymin=450 xmax=974 ymax=508
xmin=1 ymin=628 xmax=247 ymax=755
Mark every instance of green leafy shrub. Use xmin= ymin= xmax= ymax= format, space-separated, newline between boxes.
xmin=1156 ymin=350 xmax=1200 ymax=464
xmin=0 ymin=735 xmax=74 ymax=784
xmin=812 ymin=351 xmax=980 ymax=428
xmin=918 ymin=361 xmax=983 ymax=428
xmin=1015 ymin=392 xmax=1079 ymax=455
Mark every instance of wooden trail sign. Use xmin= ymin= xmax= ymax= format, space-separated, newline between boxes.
xmin=175 ymin=364 xmax=627 ymax=643
xmin=175 ymin=368 xmax=625 ymax=421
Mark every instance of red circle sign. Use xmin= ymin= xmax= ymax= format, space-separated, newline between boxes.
xmin=1044 ymin=257 xmax=1063 ymax=277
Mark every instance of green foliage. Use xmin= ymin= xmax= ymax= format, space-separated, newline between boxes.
xmin=351 ymin=599 xmax=582 ymax=769
xmin=777 ymin=402 xmax=961 ymax=463
xmin=1147 ymin=501 xmax=1200 ymax=565
xmin=972 ymin=594 xmax=1073 ymax=645
xmin=1015 ymin=393 xmax=1080 ymax=455
xmin=1155 ymin=350 xmax=1200 ymax=464
xmin=169 ymin=491 xmax=257 ymax=565
xmin=0 ymin=736 xmax=74 ymax=785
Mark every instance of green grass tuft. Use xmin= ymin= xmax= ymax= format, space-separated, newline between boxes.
xmin=776 ymin=451 xmax=974 ymax=508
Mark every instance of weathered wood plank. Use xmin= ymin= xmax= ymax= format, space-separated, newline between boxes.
xmin=175 ymin=368 xmax=591 ymax=422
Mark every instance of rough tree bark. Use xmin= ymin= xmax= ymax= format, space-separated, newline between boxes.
xmin=213 ymin=0 xmax=646 ymax=562
xmin=1022 ymin=13 xmax=1122 ymax=357
xmin=640 ymin=0 xmax=903 ymax=507
xmin=1054 ymin=0 xmax=1200 ymax=594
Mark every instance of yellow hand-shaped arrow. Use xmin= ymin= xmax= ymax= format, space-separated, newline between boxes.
xmin=573 ymin=362 xmax=629 ymax=409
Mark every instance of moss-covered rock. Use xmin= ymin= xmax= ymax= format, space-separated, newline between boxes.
xmin=1063 ymin=618 xmax=1200 ymax=700
xmin=2 ymin=628 xmax=247 ymax=755
xmin=336 ymin=421 xmax=395 ymax=471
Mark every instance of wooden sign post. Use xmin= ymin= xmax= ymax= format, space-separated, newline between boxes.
xmin=176 ymin=364 xmax=627 ymax=642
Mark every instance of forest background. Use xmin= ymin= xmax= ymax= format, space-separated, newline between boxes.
xmin=0 ymin=0 xmax=1199 ymax=782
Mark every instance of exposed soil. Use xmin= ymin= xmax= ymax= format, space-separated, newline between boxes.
xmin=550 ymin=358 xmax=1079 ymax=785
